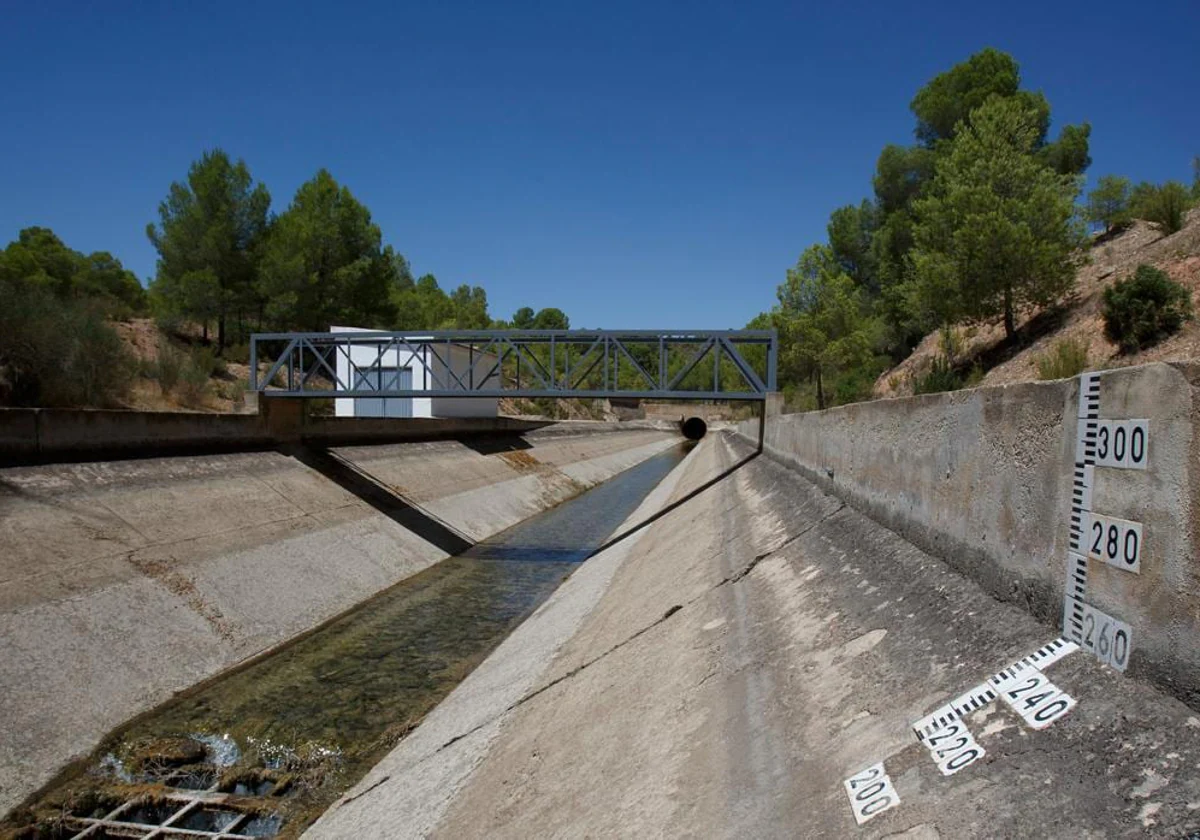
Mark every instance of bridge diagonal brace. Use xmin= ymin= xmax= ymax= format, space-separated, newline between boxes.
xmin=567 ymin=336 xmax=606 ymax=390
xmin=717 ymin=337 xmax=767 ymax=395
xmin=665 ymin=338 xmax=716 ymax=393
xmin=611 ymin=338 xmax=658 ymax=392
xmin=467 ymin=339 xmax=500 ymax=389
xmin=511 ymin=341 xmax=553 ymax=391
xmin=259 ymin=338 xmax=301 ymax=393
xmin=299 ymin=339 xmax=343 ymax=389
xmin=424 ymin=342 xmax=467 ymax=392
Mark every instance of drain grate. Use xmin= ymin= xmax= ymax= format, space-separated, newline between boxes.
xmin=66 ymin=788 xmax=279 ymax=839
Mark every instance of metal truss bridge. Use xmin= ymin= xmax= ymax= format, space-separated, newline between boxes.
xmin=249 ymin=329 xmax=777 ymax=401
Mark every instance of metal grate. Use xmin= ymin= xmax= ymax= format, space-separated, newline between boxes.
xmin=64 ymin=786 xmax=279 ymax=839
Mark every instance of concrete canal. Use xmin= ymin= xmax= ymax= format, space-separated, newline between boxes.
xmin=2 ymin=442 xmax=691 ymax=840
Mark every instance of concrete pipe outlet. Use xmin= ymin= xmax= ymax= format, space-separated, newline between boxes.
xmin=680 ymin=416 xmax=708 ymax=440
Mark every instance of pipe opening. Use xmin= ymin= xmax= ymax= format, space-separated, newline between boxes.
xmin=680 ymin=416 xmax=707 ymax=440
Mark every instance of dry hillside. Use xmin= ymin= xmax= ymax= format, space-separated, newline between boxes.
xmin=113 ymin=319 xmax=258 ymax=413
xmin=875 ymin=208 xmax=1200 ymax=397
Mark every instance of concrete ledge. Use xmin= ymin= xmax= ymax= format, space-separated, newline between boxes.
xmin=0 ymin=410 xmax=39 ymax=458
xmin=739 ymin=361 xmax=1200 ymax=707
xmin=0 ymin=407 xmax=582 ymax=465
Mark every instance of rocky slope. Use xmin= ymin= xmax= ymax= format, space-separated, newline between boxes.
xmin=875 ymin=209 xmax=1200 ymax=397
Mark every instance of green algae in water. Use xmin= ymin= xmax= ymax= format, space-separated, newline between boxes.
xmin=8 ymin=443 xmax=688 ymax=839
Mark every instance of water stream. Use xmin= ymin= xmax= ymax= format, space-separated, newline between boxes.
xmin=4 ymin=442 xmax=689 ymax=840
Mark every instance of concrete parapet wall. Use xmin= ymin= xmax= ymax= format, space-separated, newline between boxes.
xmin=738 ymin=361 xmax=1200 ymax=705
xmin=0 ymin=425 xmax=678 ymax=816
xmin=0 ymin=405 xmax=599 ymax=464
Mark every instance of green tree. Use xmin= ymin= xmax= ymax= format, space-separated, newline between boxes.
xmin=146 ymin=149 xmax=271 ymax=350
xmin=1086 ymin=175 xmax=1133 ymax=234
xmin=1039 ymin=123 xmax=1092 ymax=176
xmin=827 ymin=200 xmax=879 ymax=292
xmin=910 ymin=47 xmax=1024 ymax=147
xmin=1193 ymin=155 xmax=1200 ymax=199
xmin=150 ymin=268 xmax=221 ymax=336
xmin=532 ymin=307 xmax=570 ymax=330
xmin=909 ymin=47 xmax=1092 ymax=165
xmin=873 ymin=145 xmax=936 ymax=214
xmin=866 ymin=49 xmax=1088 ymax=362
xmin=910 ymin=97 xmax=1084 ymax=340
xmin=0 ymin=227 xmax=146 ymax=314
xmin=449 ymin=284 xmax=491 ymax=328
xmin=511 ymin=307 xmax=536 ymax=329
xmin=76 ymin=252 xmax=146 ymax=313
xmin=773 ymin=245 xmax=878 ymax=409
xmin=393 ymin=274 xmax=455 ymax=329
xmin=258 ymin=169 xmax=400 ymax=331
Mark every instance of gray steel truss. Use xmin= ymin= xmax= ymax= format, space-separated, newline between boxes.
xmin=249 ymin=329 xmax=777 ymax=401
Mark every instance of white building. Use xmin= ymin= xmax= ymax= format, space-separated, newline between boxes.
xmin=332 ymin=326 xmax=499 ymax=419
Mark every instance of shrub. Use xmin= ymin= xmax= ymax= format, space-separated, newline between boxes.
xmin=913 ymin=355 xmax=961 ymax=394
xmin=152 ymin=339 xmax=185 ymax=395
xmin=178 ymin=367 xmax=210 ymax=407
xmin=937 ymin=324 xmax=964 ymax=363
xmin=153 ymin=313 xmax=185 ymax=339
xmin=191 ymin=346 xmax=227 ymax=379
xmin=1036 ymin=337 xmax=1090 ymax=380
xmin=1102 ymin=265 xmax=1193 ymax=353
xmin=0 ymin=279 xmax=134 ymax=407
xmin=831 ymin=364 xmax=883 ymax=406
xmin=222 ymin=341 xmax=252 ymax=366
xmin=1131 ymin=181 xmax=1193 ymax=235
xmin=964 ymin=363 xmax=985 ymax=388
xmin=214 ymin=377 xmax=248 ymax=412
xmin=178 ymin=349 xmax=214 ymax=407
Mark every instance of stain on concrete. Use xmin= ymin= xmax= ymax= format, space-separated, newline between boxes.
xmin=126 ymin=551 xmax=236 ymax=642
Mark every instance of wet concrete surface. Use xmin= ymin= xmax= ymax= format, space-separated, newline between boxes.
xmin=0 ymin=443 xmax=689 ymax=840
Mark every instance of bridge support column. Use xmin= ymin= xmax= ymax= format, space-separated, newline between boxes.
xmin=764 ymin=392 xmax=784 ymax=418
xmin=258 ymin=396 xmax=307 ymax=443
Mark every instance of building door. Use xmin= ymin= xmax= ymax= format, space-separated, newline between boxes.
xmin=353 ymin=367 xmax=413 ymax=418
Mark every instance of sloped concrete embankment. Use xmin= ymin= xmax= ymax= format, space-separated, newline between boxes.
xmin=308 ymin=432 xmax=1200 ymax=838
xmin=0 ymin=425 xmax=677 ymax=817
xmin=738 ymin=361 xmax=1200 ymax=706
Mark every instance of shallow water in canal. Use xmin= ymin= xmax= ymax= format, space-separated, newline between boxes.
xmin=5 ymin=442 xmax=689 ymax=840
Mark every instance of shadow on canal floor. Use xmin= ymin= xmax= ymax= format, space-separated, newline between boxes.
xmin=283 ymin=444 xmax=475 ymax=555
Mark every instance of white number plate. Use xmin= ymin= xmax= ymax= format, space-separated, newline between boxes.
xmin=843 ymin=762 xmax=900 ymax=824
xmin=922 ymin=719 xmax=985 ymax=776
xmin=995 ymin=668 xmax=1076 ymax=730
xmin=1080 ymin=603 xmax=1133 ymax=672
xmin=1095 ymin=419 xmax=1149 ymax=469
xmin=1084 ymin=512 xmax=1143 ymax=573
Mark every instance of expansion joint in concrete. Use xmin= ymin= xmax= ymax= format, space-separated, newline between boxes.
xmin=716 ymin=501 xmax=846 ymax=587
xmin=426 ymin=603 xmax=688 ymax=762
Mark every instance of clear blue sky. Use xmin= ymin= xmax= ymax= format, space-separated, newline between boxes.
xmin=2 ymin=1 xmax=1197 ymax=329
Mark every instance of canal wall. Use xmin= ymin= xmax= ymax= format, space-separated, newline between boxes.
xmin=737 ymin=361 xmax=1200 ymax=705
xmin=0 ymin=425 xmax=679 ymax=817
